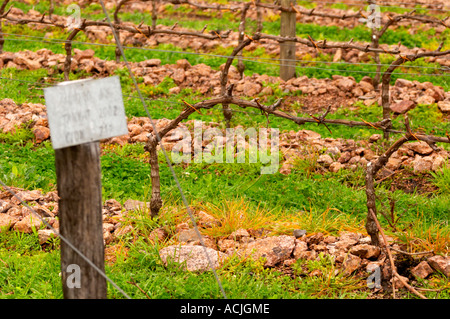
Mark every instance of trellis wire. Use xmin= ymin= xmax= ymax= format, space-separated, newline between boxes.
xmin=0 ymin=179 xmax=132 ymax=299
xmin=99 ymin=0 xmax=228 ymax=299
xmin=2 ymin=32 xmax=450 ymax=72
xmin=1 ymin=35 xmax=449 ymax=77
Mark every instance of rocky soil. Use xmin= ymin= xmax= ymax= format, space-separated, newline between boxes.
xmin=103 ymin=0 xmax=450 ymax=36
xmin=1 ymin=94 xmax=448 ymax=178
xmin=4 ymin=6 xmax=450 ymax=71
xmin=2 ymin=48 xmax=450 ymax=111
xmin=1 ymin=189 xmax=448 ymax=294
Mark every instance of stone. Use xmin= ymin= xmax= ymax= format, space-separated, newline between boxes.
xmin=103 ymin=231 xmax=114 ymax=245
xmin=176 ymin=59 xmax=191 ymax=70
xmin=33 ymin=125 xmax=50 ymax=143
xmin=364 ymin=98 xmax=377 ymax=106
xmin=395 ymin=79 xmax=414 ymax=88
xmin=187 ymin=234 xmax=217 ymax=250
xmin=324 ymin=236 xmax=337 ymax=244
xmin=348 ymin=156 xmax=360 ymax=165
xmin=73 ymin=49 xmax=95 ymax=61
xmin=109 ymin=135 xmax=130 ymax=146
xmin=38 ymin=229 xmax=57 ymax=245
xmin=218 ymin=239 xmax=238 ymax=252
xmin=192 ymin=63 xmax=211 ymax=77
xmin=292 ymin=239 xmax=308 ymax=259
xmin=352 ymin=87 xmax=364 ymax=97
xmin=391 ymin=275 xmax=409 ymax=288
xmin=0 ymin=213 xmax=15 ymax=230
xmin=437 ymin=101 xmax=450 ymax=113
xmin=123 ymin=199 xmax=150 ymax=212
xmin=103 ymin=223 xmax=115 ymax=233
xmin=359 ymin=80 xmax=374 ymax=93
xmin=141 ymin=59 xmax=161 ymax=67
xmin=386 ymin=157 xmax=402 ymax=170
xmin=390 ymin=100 xmax=416 ymax=114
xmin=349 ymin=244 xmax=381 ymax=259
xmin=175 ymin=222 xmax=190 ymax=233
xmin=412 ymin=156 xmax=434 ymax=173
xmin=243 ymin=82 xmax=262 ymax=96
xmin=335 ymin=238 xmax=358 ymax=252
xmin=425 ymin=88 xmax=444 ymax=102
xmin=148 ymin=227 xmax=168 ymax=243
xmin=238 ymin=235 xmax=296 ymax=267
xmin=104 ymin=199 xmax=122 ymax=212
xmin=34 ymin=204 xmax=54 ymax=218
xmin=293 ymin=229 xmax=307 ymax=238
xmin=172 ymin=68 xmax=185 ymax=84
xmin=369 ymin=134 xmax=382 ymax=143
xmin=406 ymin=141 xmax=434 ymax=155
xmin=159 ymin=245 xmax=227 ymax=271
xmin=295 ymin=250 xmax=317 ymax=261
xmin=333 ymin=48 xmax=342 ymax=62
xmin=228 ymin=228 xmax=250 ymax=241
xmin=329 ymin=162 xmax=344 ymax=173
xmin=11 ymin=190 xmax=42 ymax=204
xmin=297 ymin=130 xmax=321 ymax=141
xmin=363 ymin=149 xmax=376 ymax=160
xmin=427 ymin=255 xmax=450 ymax=277
xmin=196 ymin=211 xmax=216 ymax=228
xmin=115 ymin=225 xmax=133 ymax=236
xmin=342 ymin=254 xmax=361 ymax=275
xmin=0 ymin=200 xmax=11 ymax=214
xmin=283 ymin=259 xmax=296 ymax=267
xmin=360 ymin=76 xmax=373 ymax=85
xmin=127 ymin=123 xmax=143 ymax=137
xmin=335 ymin=77 xmax=355 ymax=92
xmin=13 ymin=214 xmax=43 ymax=233
xmin=410 ymin=261 xmax=434 ymax=279
xmin=260 ymin=86 xmax=273 ymax=96
xmin=316 ymin=87 xmax=327 ymax=95
xmin=306 ymin=232 xmax=324 ymax=245
xmin=13 ymin=55 xmax=41 ymax=70
xmin=131 ymin=132 xmax=150 ymax=143
xmin=317 ymin=154 xmax=333 ymax=166
xmin=168 ymin=86 xmax=180 ymax=94
xmin=178 ymin=229 xmax=201 ymax=243
xmin=416 ymin=95 xmax=435 ymax=105
xmin=313 ymin=244 xmax=328 ymax=252
xmin=432 ymin=155 xmax=446 ymax=171
xmin=338 ymin=151 xmax=352 ymax=163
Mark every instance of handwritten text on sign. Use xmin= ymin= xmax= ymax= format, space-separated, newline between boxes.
xmin=44 ymin=76 xmax=128 ymax=149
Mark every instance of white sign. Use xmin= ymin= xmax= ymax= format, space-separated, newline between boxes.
xmin=44 ymin=76 xmax=128 ymax=149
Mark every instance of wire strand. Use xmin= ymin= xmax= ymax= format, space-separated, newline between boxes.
xmin=99 ymin=0 xmax=228 ymax=299
xmin=0 ymin=179 xmax=132 ymax=299
xmin=298 ymin=0 xmax=450 ymax=12
xmin=1 ymin=35 xmax=449 ymax=77
xmin=2 ymin=32 xmax=449 ymax=71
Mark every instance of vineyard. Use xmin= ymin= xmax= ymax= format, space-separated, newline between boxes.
xmin=0 ymin=0 xmax=449 ymax=301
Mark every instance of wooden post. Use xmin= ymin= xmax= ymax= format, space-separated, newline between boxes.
xmin=0 ymin=0 xmax=11 ymax=54
xmin=55 ymin=141 xmax=107 ymax=299
xmin=237 ymin=3 xmax=251 ymax=79
xmin=280 ymin=0 xmax=297 ymax=81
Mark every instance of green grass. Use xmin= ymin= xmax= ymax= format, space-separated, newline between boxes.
xmin=430 ymin=164 xmax=450 ymax=195
xmin=0 ymin=118 xmax=448 ymax=299
xmin=0 ymin=1 xmax=449 ymax=299
xmin=0 ymin=138 xmax=447 ymax=235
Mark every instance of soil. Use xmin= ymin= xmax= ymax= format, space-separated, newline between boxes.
xmin=389 ymin=170 xmax=439 ymax=196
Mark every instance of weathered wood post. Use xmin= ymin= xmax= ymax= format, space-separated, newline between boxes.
xmin=55 ymin=142 xmax=106 ymax=298
xmin=280 ymin=0 xmax=297 ymax=81
xmin=44 ymin=76 xmax=128 ymax=299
